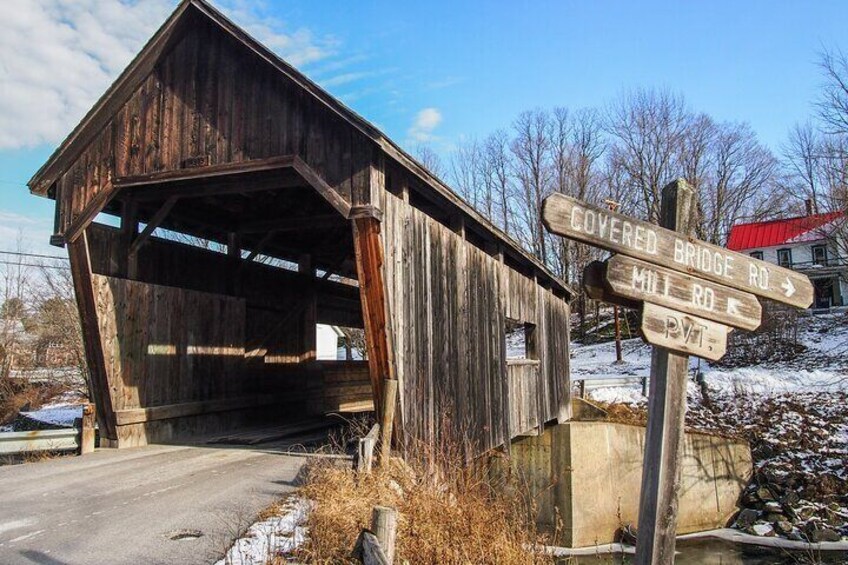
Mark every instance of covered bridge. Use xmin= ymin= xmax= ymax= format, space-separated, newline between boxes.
xmin=28 ymin=0 xmax=573 ymax=455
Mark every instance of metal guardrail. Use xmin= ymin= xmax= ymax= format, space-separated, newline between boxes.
xmin=0 ymin=428 xmax=81 ymax=455
xmin=572 ymin=375 xmax=649 ymax=400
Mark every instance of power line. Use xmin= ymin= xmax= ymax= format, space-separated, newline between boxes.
xmin=0 ymin=260 xmax=69 ymax=271
xmin=0 ymin=250 xmax=68 ymax=261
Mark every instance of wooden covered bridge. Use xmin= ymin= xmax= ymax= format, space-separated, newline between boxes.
xmin=28 ymin=0 xmax=573 ymax=455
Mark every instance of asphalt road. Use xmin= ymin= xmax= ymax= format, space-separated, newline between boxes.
xmin=0 ymin=441 xmax=315 ymax=565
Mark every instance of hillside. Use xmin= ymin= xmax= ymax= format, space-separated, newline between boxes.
xmin=572 ymin=310 xmax=848 ymax=542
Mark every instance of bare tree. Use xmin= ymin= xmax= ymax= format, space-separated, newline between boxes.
xmin=817 ymin=47 xmax=848 ymax=137
xmin=34 ymin=262 xmax=89 ymax=395
xmin=782 ymin=47 xmax=848 ymax=300
xmin=605 ymin=88 xmax=690 ymax=222
xmin=781 ymin=122 xmax=830 ymax=214
xmin=0 ymin=238 xmax=32 ymax=379
xmin=482 ymin=129 xmax=515 ymax=235
xmin=677 ymin=113 xmax=715 ymax=200
xmin=698 ymin=121 xmax=778 ymax=245
xmin=449 ymin=138 xmax=485 ymax=213
xmin=414 ymin=143 xmax=445 ymax=179
xmin=511 ymin=109 xmax=553 ymax=262
xmin=549 ymin=107 xmax=606 ymax=282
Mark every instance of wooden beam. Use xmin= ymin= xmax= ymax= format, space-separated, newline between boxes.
xmin=349 ymin=205 xmax=383 ymax=221
xmin=120 ymin=198 xmax=139 ymax=278
xmin=123 ymin=170 xmax=303 ymax=201
xmin=114 ymin=395 xmax=279 ymax=426
xmin=237 ymin=214 xmax=342 ymax=234
xmin=449 ymin=214 xmax=465 ymax=238
xmin=227 ymin=232 xmax=241 ymax=258
xmin=298 ymin=253 xmax=314 ymax=276
xmin=227 ymin=232 xmax=241 ymax=294
xmin=485 ymin=241 xmax=504 ymax=262
xmin=321 ymin=253 xmax=351 ymax=281
xmin=241 ymin=230 xmax=278 ymax=265
xmin=63 ymin=180 xmax=117 ymax=243
xmin=352 ymin=216 xmax=395 ymax=424
xmin=128 ymin=196 xmax=179 ymax=257
xmin=67 ymin=230 xmax=116 ymax=440
xmin=115 ymin=155 xmax=297 ymax=188
xmin=291 ymin=156 xmax=352 ymax=217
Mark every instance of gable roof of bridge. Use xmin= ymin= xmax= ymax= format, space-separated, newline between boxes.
xmin=28 ymin=0 xmax=573 ymax=298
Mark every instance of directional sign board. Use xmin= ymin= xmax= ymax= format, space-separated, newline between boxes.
xmin=641 ymin=303 xmax=728 ymax=361
xmin=606 ymin=255 xmax=762 ymax=330
xmin=542 ymin=194 xmax=814 ymax=309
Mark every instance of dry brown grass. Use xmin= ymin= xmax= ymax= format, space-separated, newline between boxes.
xmin=598 ymin=401 xmax=648 ymax=427
xmin=0 ymin=379 xmax=69 ymax=426
xmin=295 ymin=439 xmax=555 ymax=565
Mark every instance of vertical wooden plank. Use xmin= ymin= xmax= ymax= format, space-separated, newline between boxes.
xmin=200 ymin=20 xmax=219 ymax=164
xmin=352 ymin=217 xmax=394 ymax=422
xmin=68 ymin=231 xmax=117 ymax=440
xmin=635 ymin=180 xmax=697 ymax=565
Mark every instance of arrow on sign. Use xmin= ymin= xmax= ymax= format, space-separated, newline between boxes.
xmin=782 ymin=277 xmax=796 ymax=298
xmin=540 ymin=193 xmax=814 ymax=308
xmin=726 ymin=297 xmax=741 ymax=316
xmin=602 ymin=255 xmax=762 ymax=330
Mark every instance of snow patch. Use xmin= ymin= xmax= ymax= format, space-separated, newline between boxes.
xmin=20 ymin=405 xmax=83 ymax=428
xmin=216 ymin=497 xmax=310 ymax=565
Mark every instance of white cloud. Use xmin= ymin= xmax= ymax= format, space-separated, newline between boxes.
xmin=0 ymin=211 xmax=55 ymax=257
xmin=0 ymin=0 xmax=336 ymax=150
xmin=217 ymin=0 xmax=337 ymax=67
xmin=408 ymin=107 xmax=443 ymax=142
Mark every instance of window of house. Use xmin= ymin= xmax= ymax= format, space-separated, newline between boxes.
xmin=316 ymin=324 xmax=366 ymax=361
xmin=749 ymin=251 xmax=764 ymax=260
xmin=505 ymin=319 xmax=537 ymax=361
xmin=812 ymin=245 xmax=828 ymax=266
xmin=777 ymin=248 xmax=793 ymax=268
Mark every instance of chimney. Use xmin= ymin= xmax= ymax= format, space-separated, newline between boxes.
xmin=805 ymin=199 xmax=814 ymax=216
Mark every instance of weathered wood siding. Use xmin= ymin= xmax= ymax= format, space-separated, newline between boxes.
xmin=55 ymin=12 xmax=376 ymax=235
xmin=92 ymin=275 xmax=247 ymax=412
xmin=507 ymin=362 xmax=540 ymax=437
xmin=380 ymin=191 xmax=571 ymax=454
xmin=85 ymin=224 xmax=362 ymax=329
xmin=82 ymin=224 xmax=369 ymax=446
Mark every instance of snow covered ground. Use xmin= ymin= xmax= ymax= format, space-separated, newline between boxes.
xmin=19 ymin=404 xmax=84 ymax=428
xmin=216 ymin=312 xmax=848 ymax=561
xmin=572 ymin=311 xmax=848 ymax=403
xmin=216 ymin=497 xmax=310 ymax=565
xmin=572 ymin=310 xmax=848 ymax=541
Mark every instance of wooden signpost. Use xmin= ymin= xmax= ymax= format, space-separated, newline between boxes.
xmin=640 ymin=303 xmax=728 ymax=362
xmin=542 ymin=179 xmax=813 ymax=564
xmin=605 ymin=255 xmax=762 ymax=331
xmin=541 ymin=193 xmax=814 ymax=309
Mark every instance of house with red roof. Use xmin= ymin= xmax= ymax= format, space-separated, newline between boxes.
xmin=727 ymin=206 xmax=847 ymax=309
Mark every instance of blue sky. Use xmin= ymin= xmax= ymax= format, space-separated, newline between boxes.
xmin=1 ymin=0 xmax=847 ymax=254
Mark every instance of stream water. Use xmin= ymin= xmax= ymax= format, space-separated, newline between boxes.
xmin=558 ymin=538 xmax=848 ymax=564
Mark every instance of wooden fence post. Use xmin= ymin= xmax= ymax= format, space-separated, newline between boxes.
xmin=351 ymin=531 xmax=389 ymax=565
xmin=634 ymin=180 xmax=696 ymax=564
xmin=371 ymin=506 xmax=398 ymax=565
xmin=357 ymin=423 xmax=380 ymax=473
xmin=80 ymin=403 xmax=96 ymax=455
xmin=379 ymin=379 xmax=398 ymax=466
